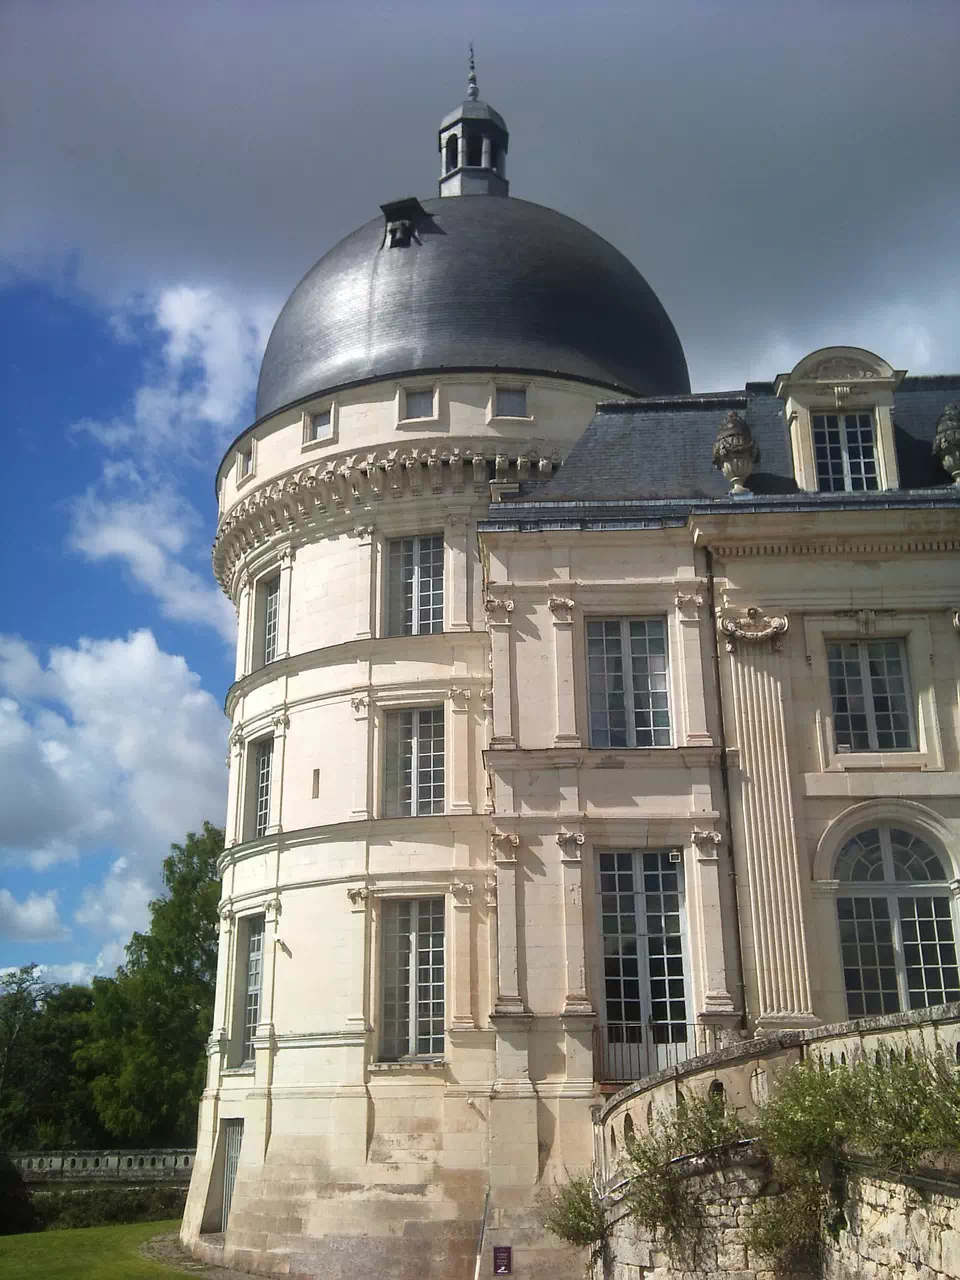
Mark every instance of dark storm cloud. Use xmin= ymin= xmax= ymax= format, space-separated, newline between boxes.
xmin=2 ymin=0 xmax=958 ymax=389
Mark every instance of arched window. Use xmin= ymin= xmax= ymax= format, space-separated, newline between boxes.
xmin=444 ymin=135 xmax=457 ymax=173
xmin=835 ymin=827 xmax=958 ymax=1016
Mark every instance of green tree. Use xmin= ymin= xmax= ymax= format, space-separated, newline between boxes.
xmin=0 ymin=964 xmax=49 ymax=1146
xmin=79 ymin=822 xmax=224 ymax=1145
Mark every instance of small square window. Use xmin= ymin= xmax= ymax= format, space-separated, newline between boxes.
xmin=304 ymin=407 xmax=332 ymax=444
xmin=404 ymin=388 xmax=435 ymax=421
xmin=495 ymin=387 xmax=527 ymax=419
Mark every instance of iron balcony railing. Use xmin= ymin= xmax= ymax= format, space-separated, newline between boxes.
xmin=594 ymin=1020 xmax=728 ymax=1083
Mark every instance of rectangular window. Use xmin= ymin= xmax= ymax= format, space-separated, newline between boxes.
xmin=384 ymin=707 xmax=444 ymax=817
xmin=495 ymin=387 xmax=527 ymax=418
xmin=813 ymin=412 xmax=878 ymax=492
xmin=837 ymin=895 xmax=959 ymax=1016
xmin=241 ymin=916 xmax=265 ymax=1062
xmin=304 ymin=407 xmax=332 ymax=443
xmin=237 ymin=445 xmax=253 ymax=480
xmin=253 ymin=739 xmax=273 ymax=837
xmin=403 ymin=388 xmax=434 ymax=420
xmin=827 ymin=639 xmax=914 ymax=751
xmin=261 ymin=576 xmax=280 ymax=665
xmin=387 ymin=535 xmax=444 ymax=636
xmin=597 ymin=850 xmax=689 ymax=1081
xmin=587 ymin=618 xmax=671 ymax=748
xmin=380 ymin=897 xmax=445 ymax=1059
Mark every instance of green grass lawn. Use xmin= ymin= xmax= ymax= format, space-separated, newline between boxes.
xmin=0 ymin=1219 xmax=191 ymax=1279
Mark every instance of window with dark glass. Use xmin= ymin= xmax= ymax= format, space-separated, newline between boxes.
xmin=465 ymin=134 xmax=483 ymax=167
xmin=404 ymin=388 xmax=434 ymax=420
xmin=251 ymin=739 xmax=273 ymax=838
xmin=835 ymin=827 xmax=959 ymax=1016
xmin=587 ymin=618 xmax=671 ymax=748
xmin=260 ymin=576 xmax=280 ymax=665
xmin=379 ymin=897 xmax=445 ymax=1060
xmin=495 ymin=387 xmax=527 ymax=418
xmin=813 ymin=412 xmax=878 ymax=491
xmin=387 ymin=535 xmax=443 ymax=636
xmin=445 ymin=135 xmax=458 ymax=172
xmin=827 ymin=639 xmax=914 ymax=751
xmin=241 ymin=916 xmax=265 ymax=1062
xmin=384 ymin=708 xmax=444 ymax=817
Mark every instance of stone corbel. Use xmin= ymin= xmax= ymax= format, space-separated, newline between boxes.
xmin=346 ymin=885 xmax=370 ymax=910
xmin=218 ymin=904 xmax=235 ymax=933
xmin=449 ymin=685 xmax=472 ymax=708
xmin=484 ymin=875 xmax=497 ymax=908
xmin=490 ymin=830 xmax=519 ymax=860
xmin=548 ymin=595 xmax=576 ymax=622
xmin=674 ymin=589 xmax=704 ymax=618
xmin=483 ymin=595 xmax=515 ymax=625
xmin=451 ymin=880 xmax=475 ymax=907
xmin=228 ymin=727 xmax=245 ymax=755
xmin=691 ymin=829 xmax=722 ymax=859
xmin=556 ymin=831 xmax=585 ymax=859
xmin=277 ymin=542 xmax=296 ymax=565
xmin=349 ymin=524 xmax=375 ymax=540
xmin=718 ymin=605 xmax=788 ymax=652
xmin=263 ymin=894 xmax=282 ymax=924
xmin=272 ymin=710 xmax=290 ymax=734
xmin=350 ymin=695 xmax=371 ymax=717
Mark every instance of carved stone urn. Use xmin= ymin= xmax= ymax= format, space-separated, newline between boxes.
xmin=712 ymin=410 xmax=760 ymax=495
xmin=933 ymin=403 xmax=960 ymax=484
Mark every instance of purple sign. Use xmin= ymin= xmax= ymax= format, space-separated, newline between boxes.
xmin=493 ymin=1245 xmax=512 ymax=1275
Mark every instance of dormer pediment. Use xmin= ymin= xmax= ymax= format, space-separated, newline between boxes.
xmin=775 ymin=346 xmax=905 ymax=398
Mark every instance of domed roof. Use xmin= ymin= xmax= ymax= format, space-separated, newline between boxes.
xmin=255 ymin=195 xmax=690 ymax=422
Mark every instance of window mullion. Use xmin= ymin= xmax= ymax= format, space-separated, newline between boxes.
xmin=621 ymin=619 xmax=637 ymax=748
xmin=410 ymin=712 xmax=420 ymax=816
xmin=859 ymin=645 xmax=880 ymax=750
xmin=408 ymin=900 xmax=419 ymax=1055
xmin=891 ymin=898 xmax=911 ymax=1013
xmin=840 ymin=422 xmax=854 ymax=490
xmin=411 ymin=542 xmax=421 ymax=636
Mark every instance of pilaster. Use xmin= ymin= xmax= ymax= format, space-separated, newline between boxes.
xmin=345 ymin=886 xmax=372 ymax=1032
xmin=721 ymin=605 xmax=817 ymax=1028
xmin=225 ymin=729 xmax=244 ymax=847
xmin=485 ymin=596 xmax=516 ymax=748
xmin=549 ymin=596 xmax=581 ymax=746
xmin=689 ymin=827 xmax=737 ymax=1019
xmin=235 ymin=572 xmax=251 ymax=680
xmin=450 ymin=880 xmax=476 ymax=1028
xmin=490 ymin=830 xmax=524 ymax=1014
xmin=556 ymin=831 xmax=593 ymax=1014
xmin=674 ymin=589 xmax=713 ymax=745
xmin=349 ymin=525 xmax=376 ymax=640
xmin=448 ymin=686 xmax=473 ymax=814
xmin=350 ymin=696 xmax=372 ymax=819
xmin=275 ymin=543 xmax=295 ymax=661
xmin=446 ymin=516 xmax=471 ymax=632
xmin=265 ymin=710 xmax=288 ymax=836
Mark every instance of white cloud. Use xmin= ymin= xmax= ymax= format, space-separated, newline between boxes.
xmin=0 ymin=889 xmax=70 ymax=942
xmin=75 ymin=857 xmax=153 ymax=939
xmin=0 ymin=629 xmax=227 ymax=869
xmin=70 ymin=480 xmax=237 ymax=642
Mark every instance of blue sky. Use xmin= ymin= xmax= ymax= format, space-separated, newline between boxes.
xmin=2 ymin=0 xmax=958 ymax=982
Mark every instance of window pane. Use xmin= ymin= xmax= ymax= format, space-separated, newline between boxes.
xmin=587 ymin=621 xmax=627 ymax=747
xmin=404 ymin=389 xmax=434 ymax=419
xmin=827 ymin=641 xmax=870 ymax=750
xmin=416 ymin=707 xmax=445 ymax=815
xmin=307 ymin=408 xmax=331 ymax=442
xmin=890 ymin=829 xmax=947 ymax=882
xmin=384 ymin=710 xmax=414 ymax=817
xmin=628 ymin=619 xmax=671 ymax=747
xmin=844 ymin=413 xmax=878 ymax=491
xmin=254 ymin=740 xmax=273 ymax=838
xmin=387 ymin=536 xmax=443 ymax=636
xmin=837 ymin=896 xmax=900 ymax=1016
xmin=262 ymin=576 xmax=280 ymax=665
xmin=898 ymin=897 xmax=960 ymax=1008
xmin=865 ymin=641 xmax=913 ymax=749
xmin=813 ymin=414 xmax=845 ymax=492
xmin=380 ymin=898 xmax=444 ymax=1061
xmin=495 ymin=387 xmax=527 ymax=418
xmin=813 ymin=412 xmax=877 ymax=492
xmin=834 ymin=829 xmax=884 ymax=882
xmin=242 ymin=917 xmax=265 ymax=1061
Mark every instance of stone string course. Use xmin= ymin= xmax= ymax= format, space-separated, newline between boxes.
xmin=604 ymin=1166 xmax=959 ymax=1280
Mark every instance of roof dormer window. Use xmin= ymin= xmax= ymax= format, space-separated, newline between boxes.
xmin=813 ymin=411 xmax=879 ymax=492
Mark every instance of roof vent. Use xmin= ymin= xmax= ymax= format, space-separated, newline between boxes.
xmin=380 ymin=197 xmax=426 ymax=249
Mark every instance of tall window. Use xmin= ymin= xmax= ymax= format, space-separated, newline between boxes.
xmin=495 ymin=386 xmax=527 ymax=419
xmin=304 ymin=407 xmax=332 ymax=443
xmin=380 ymin=897 xmax=445 ymax=1060
xmin=241 ymin=916 xmax=265 ymax=1062
xmin=587 ymin=618 xmax=671 ymax=748
xmin=835 ymin=827 xmax=958 ymax=1016
xmin=252 ymin=739 xmax=273 ymax=838
xmin=403 ymin=388 xmax=434 ymax=420
xmin=260 ymin=576 xmax=280 ymax=665
xmin=444 ymin=135 xmax=458 ymax=172
xmin=387 ymin=535 xmax=444 ymax=636
xmin=237 ymin=444 xmax=253 ymax=480
xmin=597 ymin=850 xmax=689 ymax=1081
xmin=384 ymin=708 xmax=444 ymax=817
xmin=827 ymin=639 xmax=914 ymax=751
xmin=813 ymin=412 xmax=878 ymax=491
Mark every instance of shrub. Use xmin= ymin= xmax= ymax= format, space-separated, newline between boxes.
xmin=25 ymin=1185 xmax=187 ymax=1232
xmin=538 ymin=1171 xmax=608 ymax=1267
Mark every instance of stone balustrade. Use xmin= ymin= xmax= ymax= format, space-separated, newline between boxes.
xmin=8 ymin=1148 xmax=196 ymax=1183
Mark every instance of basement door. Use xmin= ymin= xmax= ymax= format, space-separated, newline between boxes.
xmin=221 ymin=1119 xmax=244 ymax=1231
xmin=597 ymin=850 xmax=691 ymax=1082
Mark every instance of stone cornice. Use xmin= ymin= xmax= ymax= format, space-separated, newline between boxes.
xmin=707 ymin=536 xmax=960 ymax=559
xmin=483 ymin=744 xmax=726 ymax=770
xmin=213 ymin=438 xmax=559 ymax=596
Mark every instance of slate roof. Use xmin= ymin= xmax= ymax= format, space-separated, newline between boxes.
xmin=521 ymin=376 xmax=960 ymax=506
xmin=253 ymin=195 xmax=690 ymax=423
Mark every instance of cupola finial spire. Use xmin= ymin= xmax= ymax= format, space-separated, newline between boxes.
xmin=467 ymin=43 xmax=478 ymax=101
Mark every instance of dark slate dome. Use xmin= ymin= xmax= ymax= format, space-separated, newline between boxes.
xmin=255 ymin=195 xmax=690 ymax=421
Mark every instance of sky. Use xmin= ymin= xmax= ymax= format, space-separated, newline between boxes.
xmin=1 ymin=0 xmax=958 ymax=983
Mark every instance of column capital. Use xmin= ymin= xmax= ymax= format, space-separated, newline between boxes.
xmin=483 ymin=594 xmax=515 ymax=625
xmin=674 ymin=588 xmax=705 ymax=618
xmin=548 ymin=595 xmax=576 ymax=623
xmin=556 ymin=830 xmax=585 ymax=859
xmin=346 ymin=885 xmax=370 ymax=911
xmin=490 ymin=830 xmax=519 ymax=860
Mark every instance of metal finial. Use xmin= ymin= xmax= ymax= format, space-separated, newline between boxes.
xmin=467 ymin=43 xmax=479 ymax=100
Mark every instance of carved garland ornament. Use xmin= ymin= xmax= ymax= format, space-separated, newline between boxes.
xmin=718 ymin=606 xmax=788 ymax=652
